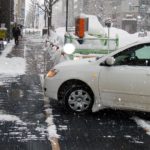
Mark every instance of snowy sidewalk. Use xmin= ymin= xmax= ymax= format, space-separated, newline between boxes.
xmin=0 ymin=40 xmax=26 ymax=75
xmin=0 ymin=35 xmax=55 ymax=150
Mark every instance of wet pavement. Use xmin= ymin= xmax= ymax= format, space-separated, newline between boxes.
xmin=0 ymin=36 xmax=51 ymax=150
xmin=0 ymin=34 xmax=150 ymax=150
xmin=51 ymin=100 xmax=150 ymax=150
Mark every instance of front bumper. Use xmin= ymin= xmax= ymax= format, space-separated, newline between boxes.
xmin=44 ymin=76 xmax=62 ymax=100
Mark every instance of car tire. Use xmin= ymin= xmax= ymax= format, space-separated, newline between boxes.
xmin=64 ymin=85 xmax=94 ymax=113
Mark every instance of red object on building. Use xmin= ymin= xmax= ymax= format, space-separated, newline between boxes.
xmin=75 ymin=18 xmax=85 ymax=38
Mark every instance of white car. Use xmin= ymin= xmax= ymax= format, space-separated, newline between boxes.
xmin=44 ymin=39 xmax=150 ymax=113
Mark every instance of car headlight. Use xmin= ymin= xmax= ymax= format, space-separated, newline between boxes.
xmin=46 ymin=69 xmax=58 ymax=77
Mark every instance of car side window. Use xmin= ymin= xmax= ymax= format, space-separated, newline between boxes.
xmin=114 ymin=44 xmax=150 ymax=66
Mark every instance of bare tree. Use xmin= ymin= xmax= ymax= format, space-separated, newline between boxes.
xmin=31 ymin=0 xmax=60 ymax=36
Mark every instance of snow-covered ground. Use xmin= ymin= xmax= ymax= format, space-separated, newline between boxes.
xmin=0 ymin=41 xmax=26 ymax=76
xmin=23 ymin=28 xmax=42 ymax=34
xmin=132 ymin=117 xmax=150 ymax=136
xmin=0 ymin=37 xmax=59 ymax=142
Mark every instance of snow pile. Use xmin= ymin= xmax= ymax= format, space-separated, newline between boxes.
xmin=44 ymin=31 xmax=70 ymax=66
xmin=132 ymin=117 xmax=150 ymax=136
xmin=49 ymin=30 xmax=64 ymax=46
xmin=56 ymin=27 xmax=113 ymax=50
xmin=0 ymin=41 xmax=26 ymax=75
xmin=81 ymin=14 xmax=106 ymax=36
xmin=56 ymin=26 xmax=142 ymax=51
xmin=0 ymin=57 xmax=26 ymax=75
xmin=54 ymin=27 xmax=66 ymax=45
xmin=104 ymin=27 xmax=138 ymax=48
xmin=1 ymin=41 xmax=14 ymax=57
xmin=46 ymin=16 xmax=150 ymax=61
xmin=55 ymin=14 xmax=150 ymax=52
xmin=45 ymin=108 xmax=60 ymax=139
xmin=24 ymin=28 xmax=42 ymax=34
xmin=0 ymin=114 xmax=23 ymax=122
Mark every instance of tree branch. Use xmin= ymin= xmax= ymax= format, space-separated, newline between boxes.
xmin=52 ymin=0 xmax=59 ymax=6
xmin=37 ymin=3 xmax=47 ymax=12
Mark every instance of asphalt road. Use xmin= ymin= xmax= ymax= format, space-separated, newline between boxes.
xmin=0 ymin=34 xmax=150 ymax=150
xmin=51 ymin=99 xmax=150 ymax=150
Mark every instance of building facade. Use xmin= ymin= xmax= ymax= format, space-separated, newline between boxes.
xmin=103 ymin=0 xmax=150 ymax=32
xmin=0 ymin=0 xmax=14 ymax=39
xmin=25 ymin=0 xmax=150 ymax=32
xmin=14 ymin=0 xmax=25 ymax=26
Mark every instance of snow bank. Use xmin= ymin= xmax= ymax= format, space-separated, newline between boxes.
xmin=104 ymin=27 xmax=138 ymax=48
xmin=24 ymin=28 xmax=42 ymax=33
xmin=81 ymin=14 xmax=106 ymax=36
xmin=51 ymin=18 xmax=150 ymax=60
xmin=56 ymin=26 xmax=150 ymax=51
xmin=44 ymin=31 xmax=70 ymax=66
xmin=55 ymin=27 xmax=66 ymax=44
xmin=0 ymin=114 xmax=22 ymax=122
xmin=45 ymin=109 xmax=60 ymax=139
xmin=1 ymin=40 xmax=14 ymax=58
xmin=132 ymin=117 xmax=150 ymax=136
xmin=0 ymin=41 xmax=26 ymax=75
xmin=0 ymin=57 xmax=25 ymax=75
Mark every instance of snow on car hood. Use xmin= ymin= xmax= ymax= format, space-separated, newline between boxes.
xmin=54 ymin=58 xmax=95 ymax=69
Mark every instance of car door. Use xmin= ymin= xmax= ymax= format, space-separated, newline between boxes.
xmin=99 ymin=43 xmax=150 ymax=111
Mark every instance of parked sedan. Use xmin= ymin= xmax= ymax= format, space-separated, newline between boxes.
xmin=44 ymin=39 xmax=150 ymax=113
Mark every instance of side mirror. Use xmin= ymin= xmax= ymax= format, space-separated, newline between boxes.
xmin=105 ymin=57 xmax=115 ymax=66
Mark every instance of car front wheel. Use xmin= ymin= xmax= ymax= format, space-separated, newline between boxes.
xmin=64 ymin=86 xmax=93 ymax=113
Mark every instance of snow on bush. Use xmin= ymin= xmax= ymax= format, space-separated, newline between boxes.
xmin=44 ymin=31 xmax=70 ymax=67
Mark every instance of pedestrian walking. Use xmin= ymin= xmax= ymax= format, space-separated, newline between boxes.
xmin=12 ymin=24 xmax=21 ymax=45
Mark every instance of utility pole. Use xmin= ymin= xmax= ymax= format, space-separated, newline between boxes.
xmin=48 ymin=0 xmax=52 ymax=36
xmin=8 ymin=0 xmax=11 ymax=41
xmin=44 ymin=0 xmax=47 ymax=27
xmin=66 ymin=0 xmax=68 ymax=32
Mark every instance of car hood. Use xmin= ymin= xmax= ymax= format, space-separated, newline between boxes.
xmin=54 ymin=58 xmax=96 ymax=69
